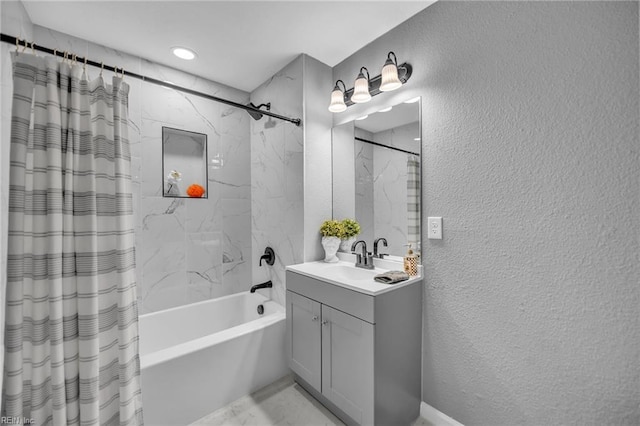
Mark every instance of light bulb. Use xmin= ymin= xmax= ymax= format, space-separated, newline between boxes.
xmin=328 ymin=87 xmax=347 ymax=113
xmin=351 ymin=71 xmax=371 ymax=103
xmin=379 ymin=58 xmax=402 ymax=91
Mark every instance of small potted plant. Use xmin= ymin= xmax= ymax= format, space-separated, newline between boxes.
xmin=339 ymin=218 xmax=361 ymax=252
xmin=320 ymin=219 xmax=343 ymax=263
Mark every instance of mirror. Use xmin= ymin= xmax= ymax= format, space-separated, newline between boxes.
xmin=162 ymin=127 xmax=208 ymax=198
xmin=332 ymin=98 xmax=421 ymax=258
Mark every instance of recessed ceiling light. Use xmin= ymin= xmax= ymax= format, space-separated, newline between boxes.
xmin=172 ymin=47 xmax=197 ymax=60
xmin=355 ymin=115 xmax=369 ymax=120
xmin=378 ymin=106 xmax=393 ymax=113
xmin=404 ymin=97 xmax=420 ymax=104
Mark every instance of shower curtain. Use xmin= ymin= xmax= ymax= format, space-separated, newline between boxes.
xmin=407 ymin=155 xmax=420 ymax=246
xmin=2 ymin=53 xmax=143 ymax=425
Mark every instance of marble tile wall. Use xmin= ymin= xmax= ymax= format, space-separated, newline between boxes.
xmin=250 ymin=56 xmax=304 ymax=306
xmin=26 ymin=25 xmax=252 ymax=314
xmin=354 ymin=129 xmax=375 ymax=246
xmin=300 ymin=55 xmax=333 ymax=262
xmin=354 ymin=122 xmax=420 ymax=256
xmin=372 ymin=122 xmax=420 ymax=255
xmin=136 ymin=59 xmax=251 ymax=313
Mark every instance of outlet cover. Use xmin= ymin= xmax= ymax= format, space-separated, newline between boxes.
xmin=427 ymin=217 xmax=442 ymax=239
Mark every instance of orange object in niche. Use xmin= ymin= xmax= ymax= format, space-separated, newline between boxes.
xmin=186 ymin=184 xmax=205 ymax=198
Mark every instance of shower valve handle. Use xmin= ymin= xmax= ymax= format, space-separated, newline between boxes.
xmin=259 ymin=247 xmax=275 ymax=266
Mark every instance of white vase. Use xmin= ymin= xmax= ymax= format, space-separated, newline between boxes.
xmin=321 ymin=236 xmax=341 ymax=263
xmin=339 ymin=237 xmax=356 ymax=253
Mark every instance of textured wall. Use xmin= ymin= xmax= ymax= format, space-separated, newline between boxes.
xmin=333 ymin=2 xmax=639 ymax=425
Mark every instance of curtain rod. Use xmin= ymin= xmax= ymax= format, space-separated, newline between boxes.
xmin=1 ymin=33 xmax=302 ymax=127
xmin=355 ymin=137 xmax=420 ymax=157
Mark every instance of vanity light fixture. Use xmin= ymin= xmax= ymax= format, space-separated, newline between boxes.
xmin=351 ymin=67 xmax=372 ymax=103
xmin=379 ymin=52 xmax=403 ymax=92
xmin=328 ymin=80 xmax=348 ymax=113
xmin=327 ymin=51 xmax=412 ymax=113
xmin=172 ymin=46 xmax=197 ymax=60
xmin=378 ymin=106 xmax=393 ymax=113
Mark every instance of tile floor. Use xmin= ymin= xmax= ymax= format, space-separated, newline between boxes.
xmin=191 ymin=375 xmax=434 ymax=426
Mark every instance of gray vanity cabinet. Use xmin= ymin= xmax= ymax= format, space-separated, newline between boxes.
xmin=286 ymin=270 xmax=422 ymax=426
xmin=321 ymin=304 xmax=375 ymax=424
xmin=287 ymin=291 xmax=322 ymax=389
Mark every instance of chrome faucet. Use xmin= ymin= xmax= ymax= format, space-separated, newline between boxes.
xmin=373 ymin=237 xmax=388 ymax=259
xmin=350 ymin=240 xmax=374 ymax=269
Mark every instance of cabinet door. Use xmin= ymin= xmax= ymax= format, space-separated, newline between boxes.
xmin=286 ymin=291 xmax=322 ymax=390
xmin=321 ymin=305 xmax=374 ymax=425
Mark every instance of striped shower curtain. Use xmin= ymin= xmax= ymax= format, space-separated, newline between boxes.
xmin=407 ymin=155 xmax=420 ymax=246
xmin=2 ymin=53 xmax=143 ymax=425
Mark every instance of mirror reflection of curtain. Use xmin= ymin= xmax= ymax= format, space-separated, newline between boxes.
xmin=407 ymin=155 xmax=420 ymax=247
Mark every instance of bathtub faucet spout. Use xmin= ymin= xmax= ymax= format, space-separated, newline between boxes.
xmin=250 ymin=280 xmax=273 ymax=293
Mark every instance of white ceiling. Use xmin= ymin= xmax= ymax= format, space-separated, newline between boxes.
xmin=22 ymin=1 xmax=435 ymax=92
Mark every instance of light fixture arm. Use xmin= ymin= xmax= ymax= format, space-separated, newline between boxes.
xmin=387 ymin=51 xmax=398 ymax=66
xmin=335 ymin=79 xmax=347 ymax=93
xmin=359 ymin=67 xmax=370 ymax=83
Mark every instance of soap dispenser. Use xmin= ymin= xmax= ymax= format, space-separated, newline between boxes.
xmin=404 ymin=244 xmax=418 ymax=276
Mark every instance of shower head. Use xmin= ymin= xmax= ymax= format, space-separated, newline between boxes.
xmin=246 ymin=102 xmax=271 ymax=121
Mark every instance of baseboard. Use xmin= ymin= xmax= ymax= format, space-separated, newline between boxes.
xmin=420 ymin=401 xmax=464 ymax=426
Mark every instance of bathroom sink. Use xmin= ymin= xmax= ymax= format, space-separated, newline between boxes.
xmin=286 ymin=259 xmax=421 ymax=296
xmin=321 ymin=264 xmax=380 ymax=282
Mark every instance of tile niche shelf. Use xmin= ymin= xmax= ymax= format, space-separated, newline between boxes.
xmin=162 ymin=126 xmax=208 ymax=199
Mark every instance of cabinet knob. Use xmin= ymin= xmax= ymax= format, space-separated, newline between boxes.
xmin=322 ymin=320 xmax=329 ymax=326
xmin=312 ymin=316 xmax=319 ymax=322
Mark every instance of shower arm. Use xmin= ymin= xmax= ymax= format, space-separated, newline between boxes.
xmin=0 ymin=33 xmax=302 ymax=127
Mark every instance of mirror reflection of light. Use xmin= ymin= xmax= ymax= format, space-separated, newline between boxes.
xmin=404 ymin=97 xmax=420 ymax=103
xmin=378 ymin=106 xmax=393 ymax=113
xmin=355 ymin=115 xmax=369 ymax=120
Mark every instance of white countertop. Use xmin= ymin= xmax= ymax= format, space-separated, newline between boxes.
xmin=286 ymin=256 xmax=422 ymax=296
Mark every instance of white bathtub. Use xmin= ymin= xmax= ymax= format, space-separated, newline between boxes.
xmin=139 ymin=292 xmax=288 ymax=426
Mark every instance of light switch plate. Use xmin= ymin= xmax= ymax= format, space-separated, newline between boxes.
xmin=427 ymin=217 xmax=442 ymax=239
